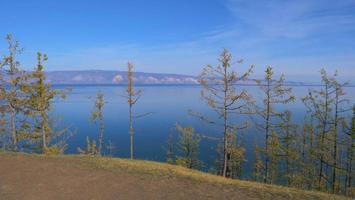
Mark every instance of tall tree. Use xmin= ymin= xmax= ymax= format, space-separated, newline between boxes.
xmin=196 ymin=49 xmax=254 ymax=178
xmin=24 ymin=52 xmax=66 ymax=153
xmin=0 ymin=34 xmax=28 ymax=151
xmin=125 ymin=62 xmax=141 ymax=160
xmin=255 ymin=66 xmax=295 ymax=183
xmin=302 ymin=69 xmax=337 ymax=191
xmin=329 ymin=77 xmax=348 ymax=193
xmin=91 ymin=91 xmax=105 ymax=155
xmin=0 ymin=54 xmax=7 ymax=149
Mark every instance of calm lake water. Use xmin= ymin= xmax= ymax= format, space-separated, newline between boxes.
xmin=52 ymin=85 xmax=355 ymax=177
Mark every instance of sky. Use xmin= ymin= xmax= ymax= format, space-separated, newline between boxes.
xmin=1 ymin=0 xmax=355 ymax=80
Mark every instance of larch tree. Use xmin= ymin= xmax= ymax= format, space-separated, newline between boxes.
xmin=298 ymin=119 xmax=318 ymax=189
xmin=175 ymin=124 xmax=201 ymax=169
xmin=329 ymin=76 xmax=349 ymax=193
xmin=91 ymin=91 xmax=105 ymax=155
xmin=253 ymin=144 xmax=264 ymax=182
xmin=269 ymin=130 xmax=281 ymax=184
xmin=279 ymin=111 xmax=299 ymax=186
xmin=0 ymin=53 xmax=7 ymax=149
xmin=302 ymin=69 xmax=336 ymax=191
xmin=24 ymin=52 xmax=66 ymax=153
xmin=255 ymin=66 xmax=295 ymax=183
xmin=0 ymin=53 xmax=6 ymax=149
xmin=124 ymin=62 xmax=141 ymax=160
xmin=226 ymin=131 xmax=245 ymax=179
xmin=196 ymin=49 xmax=254 ymax=178
xmin=0 ymin=34 xmax=28 ymax=151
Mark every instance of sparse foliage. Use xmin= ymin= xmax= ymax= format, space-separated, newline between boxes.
xmin=175 ymin=124 xmax=201 ymax=169
xmin=124 ymin=62 xmax=141 ymax=160
xmin=195 ymin=49 xmax=254 ymax=178
xmin=23 ymin=52 xmax=68 ymax=154
xmin=255 ymin=66 xmax=295 ymax=183
xmin=91 ymin=91 xmax=105 ymax=155
xmin=0 ymin=34 xmax=28 ymax=151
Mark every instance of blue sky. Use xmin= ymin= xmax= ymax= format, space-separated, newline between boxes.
xmin=1 ymin=0 xmax=355 ymax=79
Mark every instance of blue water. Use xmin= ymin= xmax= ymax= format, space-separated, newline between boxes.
xmin=52 ymin=85 xmax=355 ymax=176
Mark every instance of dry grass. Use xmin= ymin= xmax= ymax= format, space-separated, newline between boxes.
xmin=74 ymin=156 xmax=348 ymax=199
xmin=83 ymin=155 xmax=350 ymax=200
xmin=0 ymin=152 xmax=351 ymax=200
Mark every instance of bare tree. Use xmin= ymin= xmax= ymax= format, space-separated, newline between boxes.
xmin=255 ymin=66 xmax=295 ymax=183
xmin=124 ymin=62 xmax=141 ymax=160
xmin=330 ymin=77 xmax=349 ymax=193
xmin=195 ymin=49 xmax=254 ymax=178
xmin=302 ymin=69 xmax=336 ymax=191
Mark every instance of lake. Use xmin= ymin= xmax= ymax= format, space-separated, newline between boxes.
xmin=52 ymin=85 xmax=355 ymax=177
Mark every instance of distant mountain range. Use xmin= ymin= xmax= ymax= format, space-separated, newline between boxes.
xmin=45 ymin=70 xmax=199 ymax=85
xmin=42 ymin=70 xmax=345 ymax=86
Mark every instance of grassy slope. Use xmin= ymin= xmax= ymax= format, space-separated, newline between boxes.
xmin=87 ymin=156 xmax=351 ymax=200
xmin=0 ymin=152 xmax=351 ymax=200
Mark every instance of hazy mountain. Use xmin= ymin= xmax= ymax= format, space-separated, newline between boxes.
xmin=45 ymin=70 xmax=199 ymax=85
xmin=42 ymin=70 xmax=336 ymax=86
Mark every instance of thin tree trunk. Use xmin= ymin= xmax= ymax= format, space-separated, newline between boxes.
xmin=345 ymin=136 xmax=353 ymax=195
xmin=332 ymin=89 xmax=339 ymax=193
xmin=302 ymin=127 xmax=308 ymax=188
xmin=10 ymin=107 xmax=16 ymax=151
xmin=223 ymin=116 xmax=228 ymax=177
xmin=222 ymin=64 xmax=228 ymax=178
xmin=264 ymin=78 xmax=270 ymax=183
xmin=348 ymin=145 xmax=353 ymax=195
xmin=129 ymin=102 xmax=134 ymax=160
xmin=99 ymin=119 xmax=104 ymax=155
xmin=318 ymin=84 xmax=329 ymax=190
xmin=42 ymin=120 xmax=47 ymax=150
xmin=286 ymin=125 xmax=290 ymax=186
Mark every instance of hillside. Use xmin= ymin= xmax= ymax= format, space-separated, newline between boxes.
xmin=0 ymin=153 xmax=350 ymax=200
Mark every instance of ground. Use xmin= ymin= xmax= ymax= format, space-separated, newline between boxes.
xmin=0 ymin=153 xmax=350 ymax=200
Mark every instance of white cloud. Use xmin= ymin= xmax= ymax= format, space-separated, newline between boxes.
xmin=225 ymin=0 xmax=355 ymax=39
